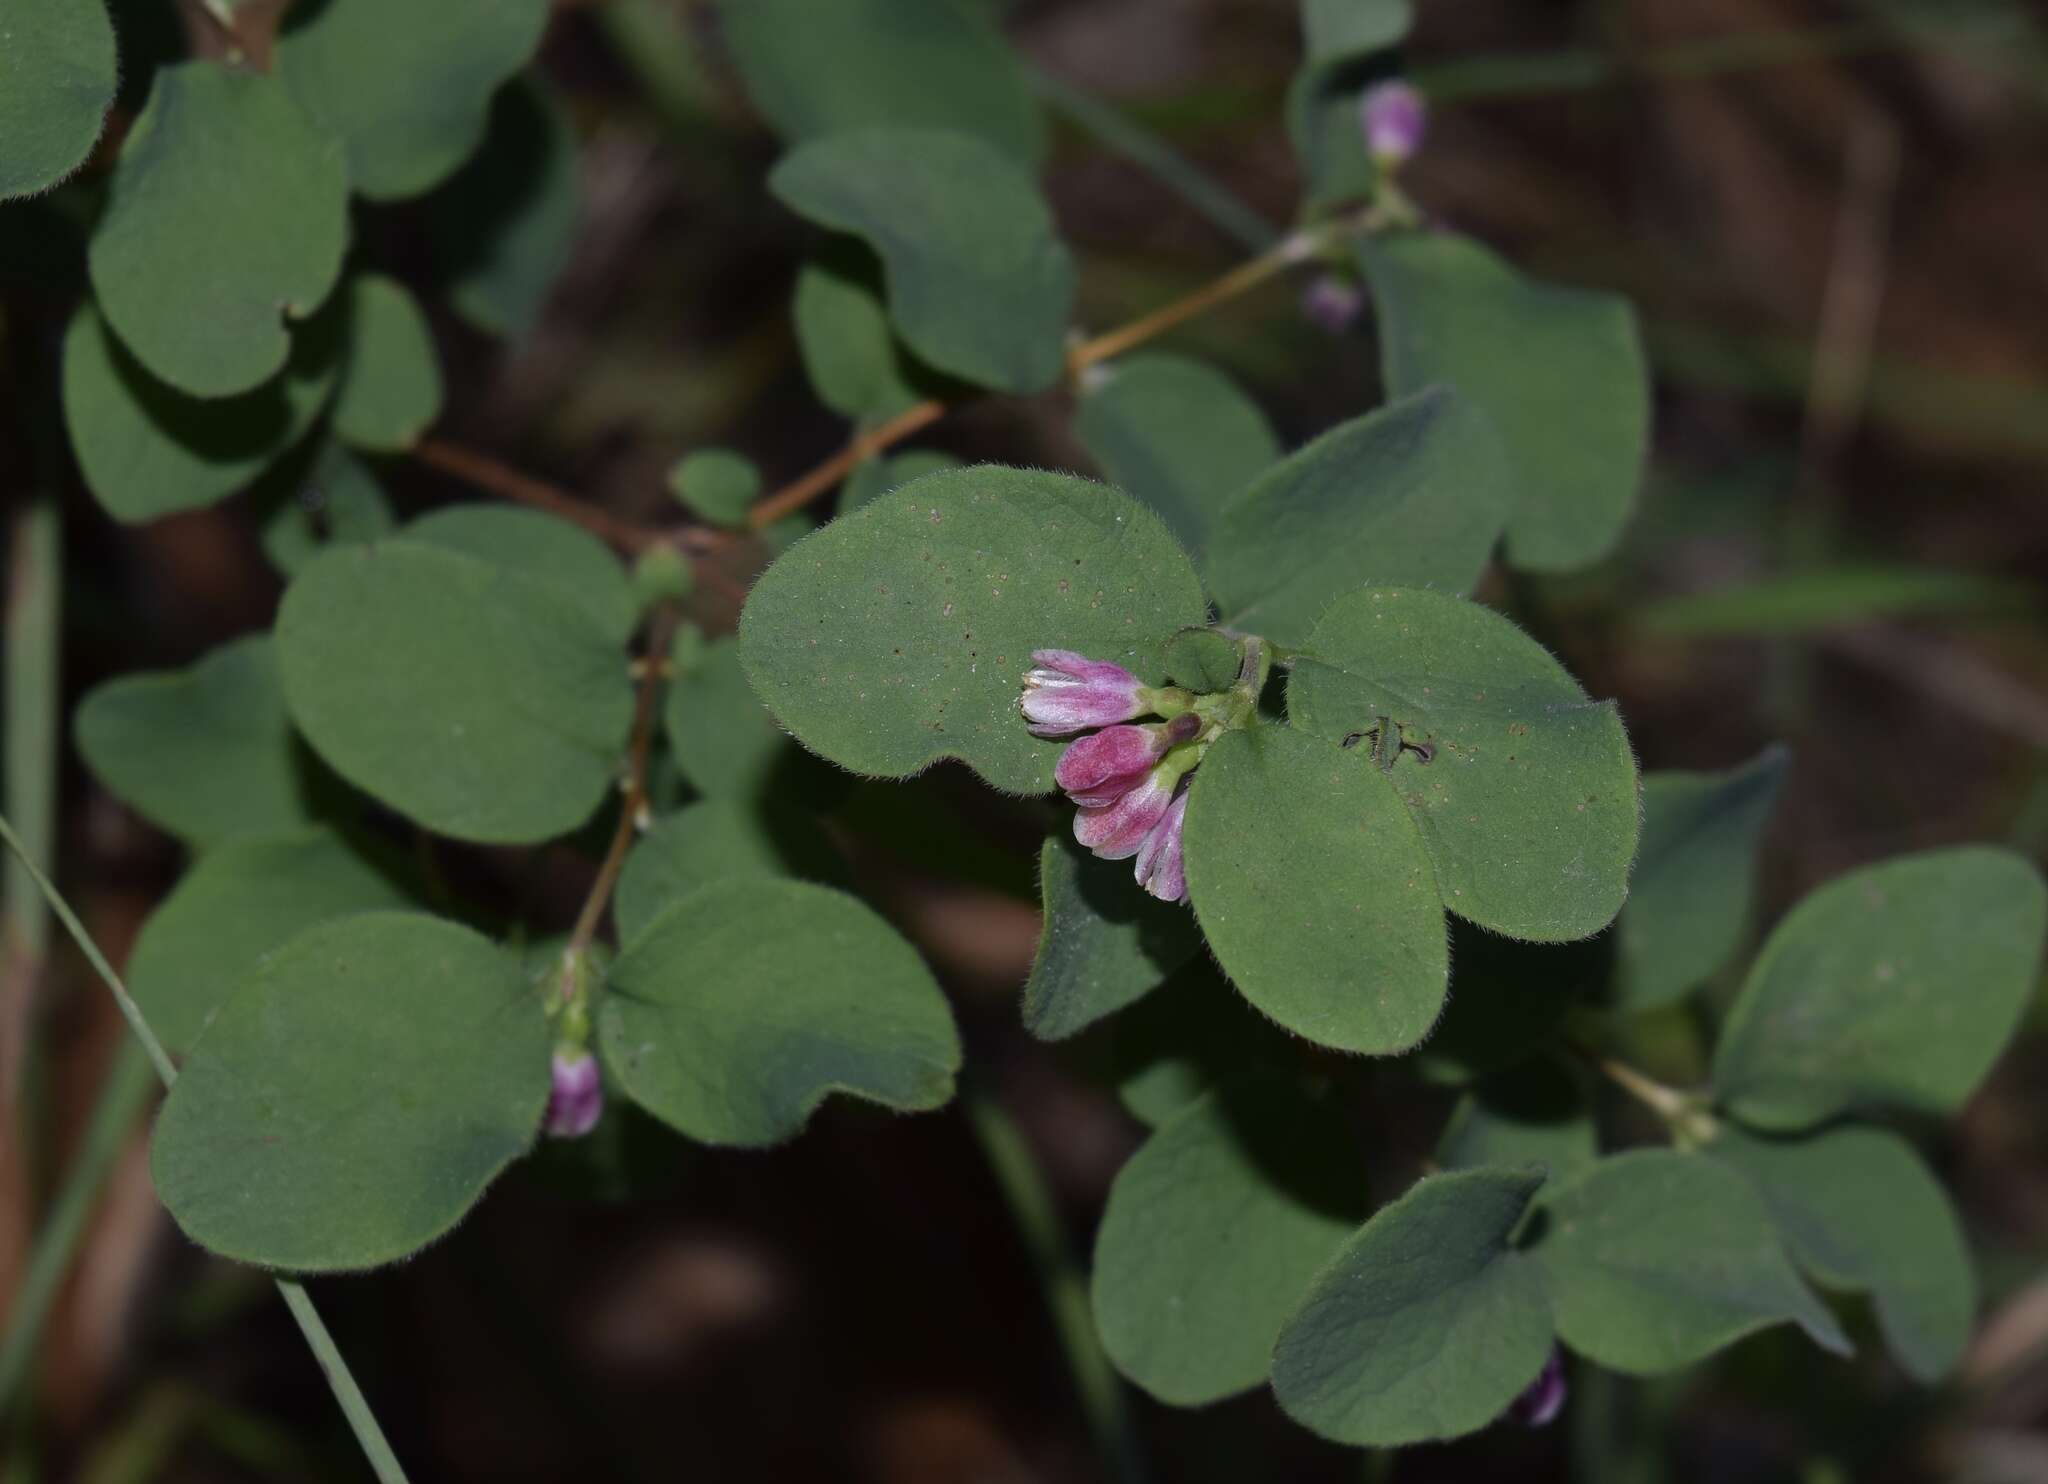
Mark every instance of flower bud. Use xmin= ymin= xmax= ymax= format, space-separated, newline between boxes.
xmin=1134 ymin=792 xmax=1189 ymax=902
xmin=1359 ymin=80 xmax=1427 ymax=167
xmin=545 ymin=1050 xmax=603 ymax=1139
xmin=1021 ymin=649 xmax=1148 ymax=737
xmin=1055 ymin=714 xmax=1200 ymax=805
xmin=1507 ymin=1348 xmax=1566 ymax=1427
xmin=1301 ymin=273 xmax=1364 ymax=335
xmin=1074 ymin=769 xmax=1177 ymax=860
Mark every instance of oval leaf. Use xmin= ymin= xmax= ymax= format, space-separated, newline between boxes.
xmin=738 ymin=466 xmax=1209 ymax=794
xmin=257 ymin=442 xmax=397 ymax=578
xmin=399 ymin=503 xmax=638 ymax=645
xmin=665 ymin=633 xmax=801 ymax=797
xmin=333 ymin=275 xmax=443 ymax=452
xmin=1023 ymin=831 xmax=1202 ymax=1041
xmin=0 ymin=0 xmax=117 ymax=199
xmin=793 ymin=243 xmax=938 ymax=423
xmin=599 ymin=879 xmax=961 ymax=1146
xmin=151 ymin=911 xmax=549 ymax=1272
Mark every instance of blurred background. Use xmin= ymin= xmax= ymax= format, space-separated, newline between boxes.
xmin=4 ymin=0 xmax=2048 ymax=1479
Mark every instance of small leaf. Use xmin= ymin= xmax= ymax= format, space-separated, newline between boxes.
xmin=426 ymin=79 xmax=580 ymax=341
xmin=277 ymin=541 xmax=635 ymax=844
xmin=1023 ymin=831 xmax=1202 ymax=1041
xmin=1286 ymin=0 xmax=1414 ymax=208
xmin=151 ymin=912 xmax=550 ymax=1271
xmin=256 ymin=442 xmax=397 ymax=578
xmin=720 ymin=0 xmax=1044 ymax=165
xmin=1711 ymin=847 xmax=2047 ymax=1130
xmin=0 ymin=0 xmax=118 ymax=200
xmin=1182 ymin=725 xmax=1447 ymax=1054
xmin=1709 ymin=1126 xmax=1975 ymax=1383
xmin=276 ymin=0 xmax=550 ymax=201
xmin=332 ymin=275 xmax=443 ymax=453
xmin=1529 ymin=1149 xmax=1849 ymax=1373
xmin=1092 ymin=1084 xmax=1364 ymax=1405
xmin=793 ymin=244 xmax=936 ymax=423
xmin=841 ymin=450 xmax=961 ymax=514
xmin=399 ymin=503 xmax=638 ymax=645
xmin=75 ymin=635 xmax=314 ymax=848
xmin=1074 ymin=353 xmax=1280 ymax=559
xmin=599 ymin=879 xmax=961 ymax=1146
xmin=770 ymin=130 xmax=1076 ymax=393
xmin=1207 ymin=386 xmax=1513 ymax=647
xmin=1359 ymin=232 xmax=1649 ymax=573
xmin=62 ymin=298 xmax=341 ymax=523
xmin=128 ymin=828 xmax=412 ymax=1057
xmin=1437 ymin=1058 xmax=1597 ymax=1180
xmin=1290 ymin=586 xmax=1640 ymax=942
xmin=1614 ymin=746 xmax=1787 ymax=1012
xmin=739 ymin=466 xmax=1210 ymax=794
xmin=1273 ymin=1167 xmax=1550 ymax=1447
xmin=87 ymin=61 xmax=349 ymax=398
xmin=665 ymin=633 xmax=799 ymax=798
xmin=667 ymin=447 xmax=761 ymax=527
xmin=614 ymin=797 xmax=841 ymax=945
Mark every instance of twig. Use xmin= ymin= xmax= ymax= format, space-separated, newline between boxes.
xmin=414 ymin=438 xmax=663 ymax=555
xmin=743 ymin=399 xmax=946 ymax=532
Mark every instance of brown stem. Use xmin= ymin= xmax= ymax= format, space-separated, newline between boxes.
xmin=415 ymin=438 xmax=662 ymax=555
xmin=1068 ymin=234 xmax=1310 ymax=373
xmin=743 ymin=399 xmax=946 ymax=532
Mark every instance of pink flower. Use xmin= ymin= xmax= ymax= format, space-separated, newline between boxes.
xmin=1054 ymin=714 xmax=1200 ymax=805
xmin=1134 ymin=792 xmax=1188 ymax=902
xmin=1301 ymin=273 xmax=1364 ymax=335
xmin=1507 ymin=1348 xmax=1566 ymax=1427
xmin=545 ymin=1050 xmax=603 ymax=1138
xmin=1021 ymin=650 xmax=1147 ymax=737
xmin=1360 ymin=80 xmax=1427 ymax=166
xmin=1074 ymin=769 xmax=1177 ymax=860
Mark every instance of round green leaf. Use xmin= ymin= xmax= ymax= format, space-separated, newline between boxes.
xmin=1529 ymin=1149 xmax=1849 ymax=1374
xmin=1273 ymin=1167 xmax=1551 ymax=1447
xmin=665 ymin=633 xmax=798 ymax=798
xmin=128 ymin=828 xmax=412 ymax=1057
xmin=1359 ymin=232 xmax=1649 ymax=573
xmin=151 ymin=912 xmax=550 ymax=1272
xmin=738 ymin=466 xmax=1210 ymax=794
xmin=721 ymin=0 xmax=1044 ymax=165
xmin=62 ymin=300 xmax=341 ymax=523
xmin=1023 ymin=831 xmax=1202 ymax=1042
xmin=332 ymin=275 xmax=443 ymax=452
xmin=1613 ymin=745 xmax=1787 ymax=1012
xmin=1437 ymin=1058 xmax=1597 ymax=1180
xmin=0 ymin=0 xmax=117 ymax=199
xmin=1182 ymin=725 xmax=1448 ymax=1054
xmin=87 ymin=61 xmax=349 ymax=398
xmin=257 ymin=442 xmax=396 ymax=578
xmin=1711 ymin=847 xmax=2047 ymax=1130
xmin=599 ymin=879 xmax=961 ymax=1146
xmin=613 ymin=797 xmax=841 ymax=945
xmin=1207 ymin=386 xmax=1513 ymax=648
xmin=75 ymin=635 xmax=313 ymax=847
xmin=1290 ymin=586 xmax=1640 ymax=942
xmin=793 ymin=245 xmax=935 ymax=423
xmin=770 ymin=130 xmax=1076 ymax=394
xmin=276 ymin=541 xmax=635 ymax=844
xmin=667 ymin=447 xmax=761 ymax=527
xmin=1092 ymin=1085 xmax=1364 ymax=1405
xmin=399 ymin=503 xmax=638 ymax=645
xmin=1075 ymin=353 xmax=1280 ymax=560
xmin=276 ymin=0 xmax=550 ymax=201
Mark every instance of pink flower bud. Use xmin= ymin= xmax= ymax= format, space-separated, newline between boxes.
xmin=1074 ymin=769 xmax=1177 ymax=861
xmin=1054 ymin=714 xmax=1200 ymax=805
xmin=1359 ymin=80 xmax=1427 ymax=166
xmin=1134 ymin=792 xmax=1188 ymax=902
xmin=1301 ymin=273 xmax=1364 ymax=335
xmin=1507 ymin=1348 xmax=1566 ymax=1427
xmin=1021 ymin=649 xmax=1147 ymax=737
xmin=545 ymin=1050 xmax=603 ymax=1138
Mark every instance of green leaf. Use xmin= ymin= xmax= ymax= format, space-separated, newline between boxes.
xmin=1182 ymin=725 xmax=1447 ymax=1053
xmin=739 ymin=466 xmax=1210 ymax=794
xmin=841 ymin=450 xmax=961 ymax=514
xmin=1710 ymin=1126 xmax=1974 ymax=1383
xmin=599 ymin=879 xmax=961 ymax=1145
xmin=1437 ymin=1058 xmax=1597 ymax=1180
xmin=1022 ymin=831 xmax=1202 ymax=1041
xmin=74 ymin=635 xmax=313 ymax=848
xmin=332 ymin=275 xmax=443 ymax=453
xmin=665 ymin=633 xmax=798 ymax=798
xmin=426 ymin=79 xmax=580 ymax=341
xmin=128 ymin=828 xmax=412 ymax=1057
xmin=720 ymin=0 xmax=1044 ymax=165
xmin=1289 ymin=586 xmax=1640 ymax=942
xmin=1711 ymin=847 xmax=2047 ymax=1130
xmin=1529 ymin=1149 xmax=1849 ymax=1373
xmin=257 ymin=443 xmax=396 ymax=578
xmin=1636 ymin=562 xmax=2038 ymax=637
xmin=1105 ymin=962 xmax=1301 ymax=1127
xmin=793 ymin=244 xmax=936 ymax=423
xmin=276 ymin=541 xmax=635 ymax=844
xmin=398 ymin=503 xmax=638 ymax=645
xmin=1207 ymin=387 xmax=1513 ymax=647
xmin=614 ymin=797 xmax=841 ymax=945
xmin=87 ymin=61 xmax=349 ymax=398
xmin=1359 ymin=232 xmax=1649 ymax=572
xmin=151 ymin=911 xmax=549 ymax=1271
xmin=1073 ymin=353 xmax=1280 ymax=559
xmin=770 ymin=130 xmax=1076 ymax=394
xmin=276 ymin=0 xmax=550 ymax=201
xmin=1613 ymin=746 xmax=1787 ymax=1012
xmin=62 ymin=297 xmax=342 ymax=524
xmin=667 ymin=448 xmax=760 ymax=527
xmin=0 ymin=0 xmax=117 ymax=200
xmin=1272 ymin=1167 xmax=1551 ymax=1447
xmin=1286 ymin=0 xmax=1413 ymax=208
xmin=1415 ymin=922 xmax=1599 ymax=1082
xmin=1092 ymin=1084 xmax=1364 ymax=1405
